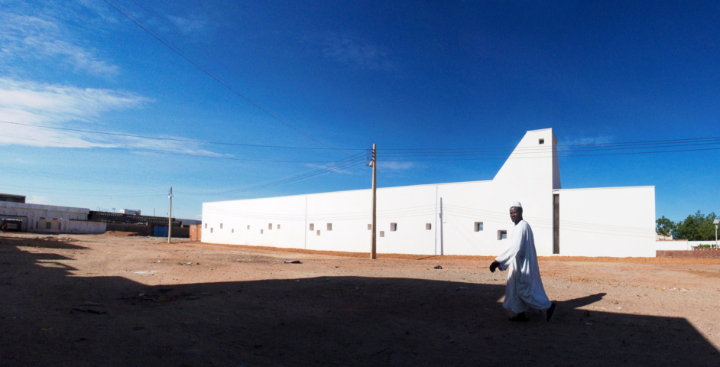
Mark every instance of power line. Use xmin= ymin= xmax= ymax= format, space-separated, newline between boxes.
xmin=126 ymin=0 xmax=340 ymax=151
xmin=102 ymin=0 xmax=346 ymax=152
xmin=179 ymin=152 xmax=368 ymax=196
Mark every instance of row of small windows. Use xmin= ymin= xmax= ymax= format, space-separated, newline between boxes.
xmin=206 ymin=222 xmax=282 ymax=233
xmin=203 ymin=221 xmax=508 ymax=239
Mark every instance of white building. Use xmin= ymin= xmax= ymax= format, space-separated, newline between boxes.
xmin=0 ymin=201 xmax=106 ymax=234
xmin=201 ymin=129 xmax=656 ymax=257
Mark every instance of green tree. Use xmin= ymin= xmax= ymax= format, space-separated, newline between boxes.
xmin=656 ymin=216 xmax=676 ymax=236
xmin=674 ymin=211 xmax=717 ymax=241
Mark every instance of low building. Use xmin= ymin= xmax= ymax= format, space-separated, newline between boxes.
xmin=0 ymin=200 xmax=106 ymax=234
xmin=201 ymin=129 xmax=656 ymax=257
xmin=0 ymin=193 xmax=26 ymax=203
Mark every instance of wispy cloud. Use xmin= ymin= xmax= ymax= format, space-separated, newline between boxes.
xmin=378 ymin=161 xmax=415 ymax=170
xmin=315 ymin=32 xmax=394 ymax=71
xmin=0 ymin=77 xmax=232 ymax=156
xmin=563 ymin=135 xmax=613 ymax=146
xmin=0 ymin=12 xmax=118 ymax=75
xmin=167 ymin=15 xmax=208 ymax=36
xmin=28 ymin=195 xmax=51 ymax=205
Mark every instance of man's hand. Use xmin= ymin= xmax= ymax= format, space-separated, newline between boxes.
xmin=489 ymin=261 xmax=501 ymax=273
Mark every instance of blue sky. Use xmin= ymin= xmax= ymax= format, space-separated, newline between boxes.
xmin=0 ymin=0 xmax=718 ymax=222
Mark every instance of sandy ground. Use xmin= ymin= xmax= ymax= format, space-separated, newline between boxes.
xmin=1 ymin=232 xmax=719 ymax=367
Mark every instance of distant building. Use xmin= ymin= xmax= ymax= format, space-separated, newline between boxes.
xmin=0 ymin=193 xmax=26 ymax=203
xmin=201 ymin=129 xmax=657 ymax=257
xmin=179 ymin=219 xmax=202 ymax=227
xmin=0 ymin=199 xmax=106 ymax=234
xmin=88 ymin=211 xmax=182 ymax=226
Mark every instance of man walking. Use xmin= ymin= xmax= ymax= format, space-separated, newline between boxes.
xmin=490 ymin=202 xmax=556 ymax=322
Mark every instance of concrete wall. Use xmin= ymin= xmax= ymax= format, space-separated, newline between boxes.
xmin=657 ymin=249 xmax=720 ymax=258
xmin=189 ymin=225 xmax=202 ymax=241
xmin=557 ymin=187 xmax=656 ymax=257
xmin=202 ymin=128 xmax=657 ymax=257
xmin=67 ymin=220 xmax=106 ymax=234
xmin=34 ymin=219 xmax=106 ymax=234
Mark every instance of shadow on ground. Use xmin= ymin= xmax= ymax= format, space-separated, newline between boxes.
xmin=0 ymin=237 xmax=718 ymax=367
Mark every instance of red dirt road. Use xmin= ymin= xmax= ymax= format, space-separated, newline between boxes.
xmin=1 ymin=233 xmax=719 ymax=366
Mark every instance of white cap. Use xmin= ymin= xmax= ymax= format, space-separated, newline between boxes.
xmin=510 ymin=201 xmax=522 ymax=208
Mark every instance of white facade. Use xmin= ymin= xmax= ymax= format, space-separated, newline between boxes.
xmin=0 ymin=201 xmax=106 ymax=234
xmin=202 ymin=129 xmax=657 ymax=257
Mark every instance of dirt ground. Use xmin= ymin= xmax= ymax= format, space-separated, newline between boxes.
xmin=1 ymin=232 xmax=719 ymax=367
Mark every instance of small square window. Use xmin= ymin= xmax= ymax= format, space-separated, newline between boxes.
xmin=261 ymin=229 xmax=264 ymax=234
xmin=368 ymin=224 xmax=372 ymax=230
xmin=475 ymin=222 xmax=483 ymax=232
xmin=390 ymin=223 xmax=397 ymax=231
xmin=46 ymin=222 xmax=51 ymax=229
xmin=426 ymin=223 xmax=432 ymax=230
xmin=317 ymin=230 xmax=321 ymax=235
xmin=327 ymin=223 xmax=332 ymax=231
xmin=210 ymin=228 xmax=213 ymax=233
xmin=204 ymin=223 xmax=207 ymax=229
xmin=498 ymin=230 xmax=507 ymax=240
xmin=220 ymin=223 xmax=223 ymax=229
xmin=309 ymin=223 xmax=314 ymax=231
xmin=539 ymin=138 xmax=545 ymax=144
xmin=268 ymin=223 xmax=272 ymax=230
xmin=232 ymin=229 xmax=234 ymax=233
xmin=379 ymin=231 xmax=385 ymax=237
xmin=277 ymin=224 xmax=281 ymax=230
xmin=247 ymin=225 xmax=250 ymax=230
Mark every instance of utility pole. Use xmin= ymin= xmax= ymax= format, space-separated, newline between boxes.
xmin=370 ymin=144 xmax=377 ymax=259
xmin=439 ymin=197 xmax=444 ymax=255
xmin=168 ymin=187 xmax=173 ymax=243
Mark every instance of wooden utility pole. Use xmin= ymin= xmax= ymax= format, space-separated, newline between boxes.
xmin=168 ymin=186 xmax=173 ymax=243
xmin=371 ymin=144 xmax=377 ymax=259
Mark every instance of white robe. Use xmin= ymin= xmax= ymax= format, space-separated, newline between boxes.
xmin=495 ymin=219 xmax=552 ymax=314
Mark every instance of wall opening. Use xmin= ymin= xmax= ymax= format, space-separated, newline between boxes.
xmin=539 ymin=138 xmax=545 ymax=144
xmin=553 ymin=194 xmax=560 ymax=254
xmin=232 ymin=229 xmax=234 ymax=233
xmin=277 ymin=224 xmax=281 ymax=230
xmin=204 ymin=223 xmax=207 ymax=229
xmin=210 ymin=227 xmax=213 ymax=233
xmin=426 ymin=223 xmax=431 ymax=230
xmin=474 ymin=222 xmax=483 ymax=232
xmin=220 ymin=223 xmax=223 ymax=229
xmin=379 ymin=231 xmax=385 ymax=237
xmin=497 ymin=230 xmax=507 ymax=240
xmin=309 ymin=223 xmax=314 ymax=231
xmin=367 ymin=224 xmax=372 ymax=230
xmin=390 ymin=223 xmax=397 ymax=231
xmin=247 ymin=225 xmax=250 ymax=230
xmin=316 ymin=230 xmax=320 ymax=236
xmin=268 ymin=223 xmax=272 ymax=230
xmin=327 ymin=223 xmax=332 ymax=231
xmin=261 ymin=229 xmax=264 ymax=234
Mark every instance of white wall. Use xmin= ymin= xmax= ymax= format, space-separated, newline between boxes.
xmin=202 ymin=128 xmax=657 ymax=258
xmin=558 ymin=187 xmax=656 ymax=257
xmin=656 ymin=240 xmax=690 ymax=251
xmin=0 ymin=201 xmax=90 ymax=232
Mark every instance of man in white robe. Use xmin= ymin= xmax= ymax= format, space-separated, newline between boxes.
xmin=490 ymin=202 xmax=556 ymax=322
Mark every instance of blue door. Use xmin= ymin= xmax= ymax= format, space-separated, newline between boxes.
xmin=153 ymin=226 xmax=168 ymax=237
